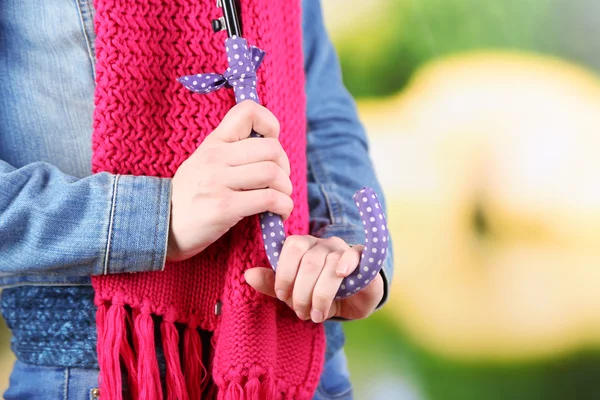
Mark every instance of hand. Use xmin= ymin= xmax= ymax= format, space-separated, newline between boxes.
xmin=167 ymin=101 xmax=293 ymax=262
xmin=244 ymin=235 xmax=385 ymax=322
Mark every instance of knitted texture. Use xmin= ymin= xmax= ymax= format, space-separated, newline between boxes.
xmin=90 ymin=0 xmax=325 ymax=398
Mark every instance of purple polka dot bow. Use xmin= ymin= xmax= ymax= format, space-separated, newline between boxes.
xmin=178 ymin=36 xmax=265 ymax=105
xmin=178 ymin=36 xmax=390 ymax=299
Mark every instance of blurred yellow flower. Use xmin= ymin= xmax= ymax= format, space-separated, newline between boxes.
xmin=360 ymin=51 xmax=600 ymax=361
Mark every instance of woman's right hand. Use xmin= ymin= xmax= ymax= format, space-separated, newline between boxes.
xmin=166 ymin=101 xmax=293 ymax=262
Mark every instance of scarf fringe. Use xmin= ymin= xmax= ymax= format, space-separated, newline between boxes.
xmin=184 ymin=325 xmax=207 ymax=400
xmin=135 ymin=306 xmax=163 ymax=400
xmin=161 ymin=320 xmax=188 ymax=400
xmin=97 ymin=302 xmax=125 ymax=400
xmin=215 ymin=381 xmax=278 ymax=400
xmin=122 ymin=310 xmax=139 ymax=399
xmin=215 ymin=372 xmax=278 ymax=400
xmin=97 ymin=300 xmax=216 ymax=400
xmin=97 ymin=300 xmax=286 ymax=400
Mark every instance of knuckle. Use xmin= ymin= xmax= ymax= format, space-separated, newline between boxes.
xmin=325 ymin=252 xmax=342 ymax=266
xmin=238 ymin=98 xmax=257 ymax=115
xmin=203 ymin=172 xmax=220 ymax=189
xmin=283 ymin=178 xmax=293 ymax=196
xmin=312 ymin=291 xmax=331 ymax=307
xmin=301 ymin=257 xmax=322 ymax=273
xmin=202 ymin=144 xmax=225 ymax=165
xmin=275 ymin=275 xmax=294 ymax=290
xmin=263 ymin=161 xmax=279 ymax=182
xmin=263 ymin=139 xmax=282 ymax=160
xmin=283 ymin=196 xmax=294 ymax=216
xmin=284 ymin=235 xmax=300 ymax=247
xmin=215 ymin=191 xmax=233 ymax=213
xmin=293 ymin=297 xmax=310 ymax=310
xmin=271 ymin=116 xmax=281 ymax=136
xmin=263 ymin=188 xmax=278 ymax=207
xmin=326 ymin=236 xmax=346 ymax=249
xmin=285 ymin=236 xmax=308 ymax=256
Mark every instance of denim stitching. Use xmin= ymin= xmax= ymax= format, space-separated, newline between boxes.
xmin=319 ymin=183 xmax=336 ymax=225
xmin=308 ymin=156 xmax=336 ymax=225
xmin=63 ymin=368 xmax=69 ymax=400
xmin=1 ymin=281 xmax=91 ymax=289
xmin=103 ymin=175 xmax=120 ymax=275
xmin=312 ymin=154 xmax=344 ymax=224
xmin=159 ymin=180 xmax=172 ymax=271
xmin=151 ymin=178 xmax=162 ymax=270
xmin=73 ymin=0 xmax=96 ymax=80
xmin=82 ymin=0 xmax=97 ymax=57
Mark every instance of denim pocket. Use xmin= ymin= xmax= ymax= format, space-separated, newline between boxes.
xmin=3 ymin=361 xmax=100 ymax=400
xmin=313 ymin=350 xmax=354 ymax=400
xmin=74 ymin=0 xmax=98 ymax=74
xmin=315 ymin=384 xmax=354 ymax=400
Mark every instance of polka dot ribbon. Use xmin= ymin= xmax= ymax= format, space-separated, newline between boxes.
xmin=178 ymin=37 xmax=389 ymax=299
xmin=178 ymin=36 xmax=265 ymax=104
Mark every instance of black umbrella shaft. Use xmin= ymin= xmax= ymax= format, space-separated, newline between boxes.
xmin=222 ymin=0 xmax=242 ymax=37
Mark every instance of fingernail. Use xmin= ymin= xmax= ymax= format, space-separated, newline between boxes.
xmin=296 ymin=311 xmax=308 ymax=321
xmin=276 ymin=290 xmax=287 ymax=301
xmin=310 ymin=309 xmax=323 ymax=323
xmin=336 ymin=265 xmax=349 ymax=276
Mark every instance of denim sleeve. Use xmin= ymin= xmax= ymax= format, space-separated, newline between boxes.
xmin=302 ymin=0 xmax=394 ymax=308
xmin=0 ymin=160 xmax=171 ymax=277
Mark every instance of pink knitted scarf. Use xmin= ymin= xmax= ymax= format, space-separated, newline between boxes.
xmin=90 ymin=0 xmax=325 ymax=398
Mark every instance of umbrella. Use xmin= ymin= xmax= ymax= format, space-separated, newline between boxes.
xmin=178 ymin=0 xmax=388 ymax=299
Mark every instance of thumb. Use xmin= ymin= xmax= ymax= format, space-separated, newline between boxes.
xmin=244 ymin=267 xmax=277 ymax=298
xmin=212 ymin=101 xmax=280 ymax=143
xmin=326 ymin=300 xmax=341 ymax=320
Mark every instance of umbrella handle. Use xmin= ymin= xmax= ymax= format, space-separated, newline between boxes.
xmin=220 ymin=41 xmax=388 ymax=298
xmin=190 ymin=4 xmax=390 ymax=299
xmin=260 ymin=187 xmax=389 ymax=299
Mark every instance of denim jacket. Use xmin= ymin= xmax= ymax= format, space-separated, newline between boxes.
xmin=0 ymin=0 xmax=393 ymax=396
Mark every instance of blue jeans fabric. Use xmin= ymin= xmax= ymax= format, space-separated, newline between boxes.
xmin=4 ymin=350 xmax=352 ymax=400
xmin=0 ymin=0 xmax=389 ymax=397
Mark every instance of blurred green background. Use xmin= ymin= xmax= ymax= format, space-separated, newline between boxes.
xmin=327 ymin=0 xmax=600 ymax=98
xmin=3 ymin=0 xmax=600 ymax=398
xmin=325 ymin=0 xmax=600 ymax=399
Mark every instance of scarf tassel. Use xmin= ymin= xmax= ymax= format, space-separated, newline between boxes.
xmin=216 ymin=369 xmax=278 ymax=400
xmin=97 ymin=301 xmax=218 ymax=400
xmin=183 ymin=324 xmax=207 ymax=400
xmin=135 ymin=305 xmax=163 ymax=400
xmin=97 ymin=302 xmax=124 ymax=400
xmin=122 ymin=310 xmax=139 ymax=399
xmin=161 ymin=320 xmax=189 ymax=400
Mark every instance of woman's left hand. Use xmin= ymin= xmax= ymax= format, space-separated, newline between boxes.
xmin=245 ymin=235 xmax=384 ymax=323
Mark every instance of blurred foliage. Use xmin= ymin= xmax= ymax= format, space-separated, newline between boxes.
xmin=0 ymin=311 xmax=14 ymax=392
xmin=329 ymin=2 xmax=600 ymax=398
xmin=345 ymin=313 xmax=600 ymax=400
xmin=334 ymin=0 xmax=558 ymax=98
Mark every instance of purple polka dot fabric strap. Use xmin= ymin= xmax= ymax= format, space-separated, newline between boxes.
xmin=339 ymin=188 xmax=389 ymax=299
xmin=178 ymin=36 xmax=389 ymax=299
xmin=178 ymin=36 xmax=265 ymax=104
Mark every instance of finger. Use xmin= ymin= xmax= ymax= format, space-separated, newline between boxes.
xmin=310 ymin=251 xmax=344 ymax=323
xmin=326 ymin=299 xmax=341 ymax=320
xmin=231 ymin=188 xmax=294 ymax=220
xmin=292 ymin=244 xmax=330 ymax=320
xmin=275 ymin=235 xmax=318 ymax=303
xmin=328 ymin=273 xmax=384 ymax=320
xmin=335 ymin=245 xmax=363 ymax=277
xmin=210 ymin=101 xmax=280 ymax=142
xmin=244 ymin=268 xmax=276 ymax=297
xmin=227 ymin=138 xmax=291 ymax=176
xmin=227 ymin=161 xmax=293 ymax=196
